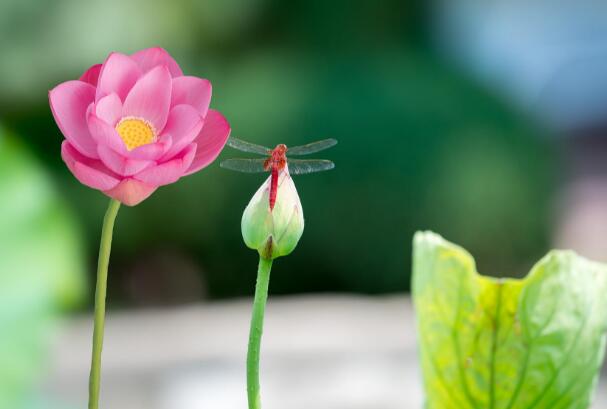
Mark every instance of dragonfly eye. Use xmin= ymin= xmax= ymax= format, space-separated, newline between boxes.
xmin=274 ymin=144 xmax=288 ymax=154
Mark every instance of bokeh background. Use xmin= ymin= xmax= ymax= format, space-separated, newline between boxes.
xmin=2 ymin=0 xmax=607 ymax=408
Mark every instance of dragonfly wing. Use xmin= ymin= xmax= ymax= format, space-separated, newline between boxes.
xmin=288 ymin=159 xmax=335 ymax=175
xmin=227 ymin=137 xmax=270 ymax=155
xmin=220 ymin=158 xmax=267 ymax=173
xmin=287 ymin=138 xmax=337 ymax=156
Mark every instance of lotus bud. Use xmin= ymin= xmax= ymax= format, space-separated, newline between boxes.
xmin=241 ymin=166 xmax=304 ymax=260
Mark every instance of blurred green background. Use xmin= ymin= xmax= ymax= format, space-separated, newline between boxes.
xmin=1 ymin=0 xmax=558 ymax=307
xmin=14 ymin=0 xmax=607 ymax=407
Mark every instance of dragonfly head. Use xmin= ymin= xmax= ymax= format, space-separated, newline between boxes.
xmin=272 ymin=144 xmax=288 ymax=157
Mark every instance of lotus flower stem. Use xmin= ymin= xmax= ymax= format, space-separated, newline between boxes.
xmin=247 ymin=256 xmax=273 ymax=409
xmin=89 ymin=199 xmax=121 ymax=409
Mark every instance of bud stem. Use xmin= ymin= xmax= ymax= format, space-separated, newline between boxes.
xmin=89 ymin=198 xmax=121 ymax=409
xmin=247 ymin=257 xmax=273 ymax=409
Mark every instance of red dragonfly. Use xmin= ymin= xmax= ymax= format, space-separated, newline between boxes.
xmin=221 ymin=137 xmax=337 ymax=210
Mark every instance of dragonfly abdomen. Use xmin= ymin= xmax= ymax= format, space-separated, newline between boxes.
xmin=269 ymin=167 xmax=279 ymax=210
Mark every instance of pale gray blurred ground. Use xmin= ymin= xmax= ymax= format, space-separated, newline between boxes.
xmin=43 ymin=295 xmax=607 ymax=409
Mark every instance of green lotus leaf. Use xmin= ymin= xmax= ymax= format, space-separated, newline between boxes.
xmin=413 ymin=231 xmax=607 ymax=409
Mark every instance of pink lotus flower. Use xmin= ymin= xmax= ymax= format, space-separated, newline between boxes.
xmin=50 ymin=47 xmax=231 ymax=206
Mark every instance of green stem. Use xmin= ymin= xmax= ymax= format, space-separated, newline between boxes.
xmin=247 ymin=257 xmax=273 ymax=409
xmin=88 ymin=199 xmax=121 ymax=409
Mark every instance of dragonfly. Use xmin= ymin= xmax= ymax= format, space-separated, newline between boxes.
xmin=221 ymin=136 xmax=337 ymax=210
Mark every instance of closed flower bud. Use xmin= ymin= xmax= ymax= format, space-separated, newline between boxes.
xmin=241 ymin=166 xmax=304 ymax=260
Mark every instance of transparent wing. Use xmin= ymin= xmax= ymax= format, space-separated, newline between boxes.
xmin=226 ymin=137 xmax=270 ymax=155
xmin=221 ymin=158 xmax=268 ymax=173
xmin=288 ymin=138 xmax=337 ymax=156
xmin=288 ymin=159 xmax=335 ymax=175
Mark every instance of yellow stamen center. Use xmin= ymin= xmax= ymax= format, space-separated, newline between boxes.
xmin=115 ymin=117 xmax=156 ymax=150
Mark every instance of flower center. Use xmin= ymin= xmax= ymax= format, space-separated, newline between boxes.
xmin=115 ymin=117 xmax=156 ymax=150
